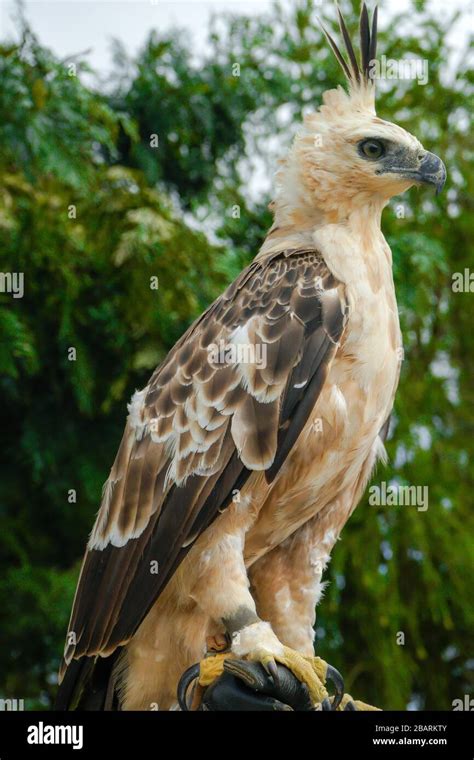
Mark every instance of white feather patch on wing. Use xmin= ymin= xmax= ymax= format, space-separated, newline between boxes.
xmin=88 ymin=513 xmax=149 ymax=550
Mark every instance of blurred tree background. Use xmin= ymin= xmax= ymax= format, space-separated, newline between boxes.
xmin=0 ymin=0 xmax=472 ymax=710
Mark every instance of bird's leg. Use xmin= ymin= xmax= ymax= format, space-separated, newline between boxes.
xmin=246 ymin=517 xmax=352 ymax=708
xmin=223 ymin=607 xmax=285 ymax=681
xmin=191 ymin=596 xmax=331 ymax=709
xmin=189 ymin=530 xmax=287 ymax=677
xmin=249 ymin=519 xmax=328 ymax=656
xmin=187 ymin=529 xmax=332 ymax=708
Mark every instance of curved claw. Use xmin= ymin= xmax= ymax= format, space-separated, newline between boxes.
xmin=264 ymin=658 xmax=280 ymax=687
xmin=320 ymin=697 xmax=332 ymax=711
xmin=325 ymin=663 xmax=344 ymax=711
xmin=177 ymin=662 xmax=200 ymax=711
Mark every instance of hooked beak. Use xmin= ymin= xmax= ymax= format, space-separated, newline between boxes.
xmin=377 ymin=149 xmax=447 ymax=195
xmin=415 ymin=151 xmax=447 ymax=195
xmin=399 ymin=151 xmax=447 ymax=195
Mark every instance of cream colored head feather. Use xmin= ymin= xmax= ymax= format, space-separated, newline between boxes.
xmin=273 ymin=3 xmax=446 ymax=226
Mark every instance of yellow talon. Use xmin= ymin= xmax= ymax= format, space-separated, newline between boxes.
xmin=196 ymin=646 xmax=381 ymax=711
xmin=273 ymin=647 xmax=329 ymax=705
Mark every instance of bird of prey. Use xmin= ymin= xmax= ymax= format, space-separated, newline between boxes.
xmin=57 ymin=4 xmax=446 ymax=711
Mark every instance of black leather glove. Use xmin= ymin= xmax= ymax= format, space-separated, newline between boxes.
xmin=199 ymin=659 xmax=314 ymax=711
xmin=177 ymin=656 xmax=356 ymax=711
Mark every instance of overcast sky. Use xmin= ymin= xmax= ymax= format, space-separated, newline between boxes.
xmin=0 ymin=1 xmax=274 ymax=73
xmin=0 ymin=0 xmax=471 ymax=78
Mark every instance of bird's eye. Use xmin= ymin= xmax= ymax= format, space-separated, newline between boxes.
xmin=359 ymin=139 xmax=385 ymax=160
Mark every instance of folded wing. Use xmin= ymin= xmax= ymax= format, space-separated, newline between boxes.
xmin=57 ymin=248 xmax=348 ymax=706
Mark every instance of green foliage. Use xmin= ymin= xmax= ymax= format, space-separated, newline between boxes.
xmin=0 ymin=29 xmax=120 ymax=191
xmin=0 ymin=26 xmax=226 ymax=709
xmin=0 ymin=0 xmax=472 ymax=709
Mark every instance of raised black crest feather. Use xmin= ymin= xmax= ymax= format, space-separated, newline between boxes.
xmin=369 ymin=5 xmax=378 ymax=67
xmin=359 ymin=3 xmax=371 ymax=76
xmin=321 ymin=3 xmax=378 ymax=86
xmin=337 ymin=6 xmax=360 ymax=83
xmin=320 ymin=24 xmax=352 ymax=80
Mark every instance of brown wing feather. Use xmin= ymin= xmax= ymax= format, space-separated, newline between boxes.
xmin=58 ymin=248 xmax=348 ymax=704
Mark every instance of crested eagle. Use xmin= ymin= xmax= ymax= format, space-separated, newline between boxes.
xmin=57 ymin=4 xmax=445 ymax=711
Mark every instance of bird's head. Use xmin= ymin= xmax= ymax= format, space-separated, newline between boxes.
xmin=274 ymin=4 xmax=446 ymax=225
